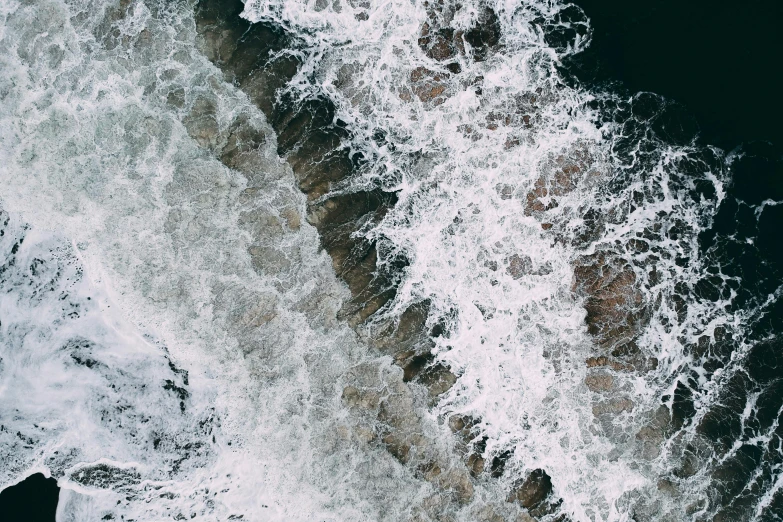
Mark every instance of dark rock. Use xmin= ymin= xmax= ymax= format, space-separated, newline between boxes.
xmin=572 ymin=251 xmax=648 ymax=349
xmin=584 ymin=370 xmax=613 ymax=392
xmin=0 ymin=473 xmax=59 ymax=522
xmin=220 ymin=115 xmax=267 ymax=176
xmin=525 ymin=148 xmax=594 ymax=217
xmin=196 ymin=0 xmax=398 ymax=327
xmin=417 ymin=363 xmax=457 ymax=398
xmin=508 ymin=469 xmax=553 ymax=509
xmin=418 ymin=23 xmax=458 ymax=62
xmin=507 ymin=254 xmax=533 ymax=279
xmin=183 ymin=95 xmax=219 ymax=150
xmin=592 ymin=397 xmax=634 ymax=416
xmin=463 ymin=7 xmax=501 ymax=61
xmin=408 ymin=66 xmax=450 ymax=104
xmin=194 ymin=0 xmax=473 ymax=503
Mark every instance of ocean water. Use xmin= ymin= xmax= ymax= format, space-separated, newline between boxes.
xmin=0 ymin=0 xmax=781 ymax=521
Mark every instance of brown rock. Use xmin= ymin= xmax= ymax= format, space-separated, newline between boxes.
xmin=418 ymin=363 xmax=457 ymax=398
xmin=474 ymin=506 xmax=506 ymax=522
xmin=419 ymin=461 xmax=443 ymax=481
xmin=436 ymin=468 xmax=475 ymax=504
xmin=381 ymin=433 xmax=411 ymax=463
xmin=418 ymin=25 xmax=458 ymax=62
xmin=636 ymin=405 xmax=672 ymax=460
xmin=572 ymin=251 xmax=647 ymax=348
xmin=467 ymin=453 xmax=485 ymax=476
xmin=584 ymin=370 xmax=613 ymax=392
xmin=524 ymin=148 xmax=595 ymax=217
xmin=220 ymin=114 xmax=267 ymax=176
xmin=410 ymin=66 xmax=450 ymax=104
xmin=341 ymin=385 xmax=380 ymax=410
xmin=585 ymin=353 xmax=658 ymax=373
xmin=507 ymin=254 xmax=533 ymax=279
xmin=592 ymin=397 xmax=634 ymax=416
xmin=507 ymin=469 xmax=553 ymax=509
xmin=183 ymin=95 xmax=219 ymax=149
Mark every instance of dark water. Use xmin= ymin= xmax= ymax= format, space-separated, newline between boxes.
xmin=0 ymin=473 xmax=59 ymax=522
xmin=567 ymin=2 xmax=783 ymax=519
xmin=569 ymin=0 xmax=783 ymax=262
xmin=570 ymin=0 xmax=783 ymax=148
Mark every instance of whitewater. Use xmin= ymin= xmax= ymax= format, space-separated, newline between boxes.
xmin=1 ymin=0 xmax=780 ymax=521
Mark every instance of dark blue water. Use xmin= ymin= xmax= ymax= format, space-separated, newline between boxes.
xmin=0 ymin=473 xmax=59 ymax=522
xmin=566 ymin=2 xmax=783 ymax=519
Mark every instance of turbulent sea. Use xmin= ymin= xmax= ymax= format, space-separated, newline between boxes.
xmin=0 ymin=0 xmax=781 ymax=521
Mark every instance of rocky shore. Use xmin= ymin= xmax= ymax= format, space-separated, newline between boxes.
xmin=186 ymin=0 xmax=712 ymax=518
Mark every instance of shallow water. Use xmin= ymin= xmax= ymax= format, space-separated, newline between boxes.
xmin=1 ymin=0 xmax=781 ymax=521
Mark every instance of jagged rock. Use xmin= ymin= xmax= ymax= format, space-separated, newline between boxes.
xmin=572 ymin=252 xmax=648 ymax=349
xmin=448 ymin=414 xmax=480 ymax=446
xmin=466 ymin=452 xmax=485 ymax=476
xmin=474 ymin=505 xmax=506 ymax=522
xmin=507 ymin=254 xmax=533 ymax=279
xmin=397 ymin=351 xmax=434 ymax=382
xmin=507 ymin=469 xmax=553 ymax=509
xmin=416 ymin=3 xmax=502 ymax=65
xmin=406 ymin=66 xmax=450 ymax=105
xmin=220 ymin=115 xmax=267 ymax=177
xmin=195 ymin=0 xmax=472 ymax=507
xmin=183 ymin=95 xmax=220 ymax=150
xmin=341 ymin=385 xmax=380 ymax=410
xmin=525 ymin=148 xmax=594 ymax=217
xmin=435 ymin=467 xmax=475 ymax=504
xmin=585 ymin=352 xmax=658 ymax=373
xmin=420 ymin=363 xmax=457 ymax=398
xmin=418 ymin=22 xmax=458 ymax=62
xmin=372 ymin=303 xmax=432 ymax=354
xmin=635 ymin=405 xmax=672 ymax=460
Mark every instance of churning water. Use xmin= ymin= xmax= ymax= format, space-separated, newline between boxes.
xmin=0 ymin=0 xmax=781 ymax=521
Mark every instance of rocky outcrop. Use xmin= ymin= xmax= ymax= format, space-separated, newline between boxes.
xmin=507 ymin=469 xmax=564 ymax=519
xmin=572 ymin=252 xmax=648 ymax=349
xmin=192 ymin=0 xmax=503 ymax=512
xmin=417 ymin=2 xmax=501 ymax=65
xmin=191 ymin=1 xmax=572 ymax=518
xmin=195 ymin=0 xmax=411 ymax=335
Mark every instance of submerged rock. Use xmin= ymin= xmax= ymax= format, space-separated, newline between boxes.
xmin=417 ymin=3 xmax=501 ymax=64
xmin=572 ymin=251 xmax=648 ymax=349
xmin=195 ymin=0 xmax=402 ymax=329
xmin=507 ymin=468 xmax=553 ymax=511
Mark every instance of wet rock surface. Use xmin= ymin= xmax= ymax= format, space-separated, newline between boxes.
xmin=507 ymin=469 xmax=562 ymax=518
xmin=195 ymin=0 xmax=401 ymax=331
xmin=417 ymin=2 xmax=501 ymax=65
xmin=572 ymin=252 xmax=648 ymax=350
xmin=193 ymin=0 xmax=500 ymax=512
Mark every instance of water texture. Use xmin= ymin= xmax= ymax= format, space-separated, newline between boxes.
xmin=0 ymin=0 xmax=781 ymax=521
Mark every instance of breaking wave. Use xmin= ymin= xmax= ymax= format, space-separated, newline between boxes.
xmin=1 ymin=0 xmax=781 ymax=520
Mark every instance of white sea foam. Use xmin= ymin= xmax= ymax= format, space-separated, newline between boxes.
xmin=239 ymin=0 xmax=750 ymax=519
xmin=0 ymin=0 xmax=771 ymax=520
xmin=0 ymin=0 xmax=438 ymax=520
